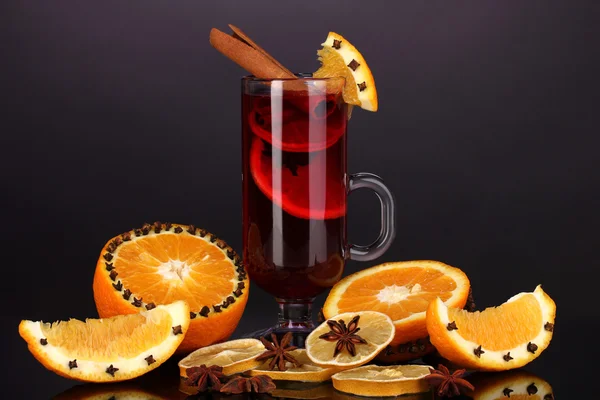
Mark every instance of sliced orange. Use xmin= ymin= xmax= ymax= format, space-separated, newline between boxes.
xmin=426 ymin=285 xmax=556 ymax=371
xmin=308 ymin=253 xmax=344 ymax=288
xmin=93 ymin=222 xmax=249 ymax=353
xmin=331 ymin=365 xmax=432 ymax=397
xmin=248 ymin=349 xmax=341 ymax=382
xmin=469 ymin=370 xmax=554 ymax=400
xmin=305 ymin=311 xmax=395 ymax=368
xmin=178 ymin=338 xmax=265 ymax=377
xmin=19 ymin=301 xmax=189 ymax=382
xmin=314 ymin=32 xmax=378 ymax=111
xmin=323 ymin=260 xmax=471 ymax=344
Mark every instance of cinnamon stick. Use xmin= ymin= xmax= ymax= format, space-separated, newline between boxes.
xmin=210 ymin=25 xmax=340 ymax=119
xmin=209 ymin=27 xmax=295 ymax=79
xmin=228 ymin=24 xmax=295 ymax=78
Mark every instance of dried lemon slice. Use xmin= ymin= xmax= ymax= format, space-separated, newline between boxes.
xmin=178 ymin=338 xmax=265 ymax=377
xmin=332 ymin=364 xmax=432 ymax=397
xmin=305 ymin=311 xmax=394 ymax=368
xmin=314 ymin=32 xmax=378 ymax=111
xmin=248 ymin=349 xmax=340 ymax=382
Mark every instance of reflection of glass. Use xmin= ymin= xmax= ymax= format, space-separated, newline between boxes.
xmin=242 ymin=76 xmax=396 ymax=344
xmin=469 ymin=370 xmax=554 ymax=400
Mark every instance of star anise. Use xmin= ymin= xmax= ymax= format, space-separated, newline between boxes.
xmin=319 ymin=315 xmax=367 ymax=357
xmin=256 ymin=332 xmax=299 ymax=371
xmin=220 ymin=374 xmax=276 ymax=394
xmin=424 ymin=364 xmax=474 ymax=398
xmin=185 ymin=364 xmax=226 ymax=392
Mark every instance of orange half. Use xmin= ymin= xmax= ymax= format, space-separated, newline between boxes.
xmin=323 ymin=260 xmax=471 ymax=344
xmin=93 ymin=223 xmax=249 ymax=353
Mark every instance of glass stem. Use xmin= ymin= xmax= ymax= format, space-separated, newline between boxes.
xmin=276 ymin=298 xmax=315 ymax=330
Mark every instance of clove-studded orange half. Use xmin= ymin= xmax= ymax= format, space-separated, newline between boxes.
xmin=93 ymin=222 xmax=249 ymax=353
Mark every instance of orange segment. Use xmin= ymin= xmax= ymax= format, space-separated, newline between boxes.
xmin=93 ymin=223 xmax=249 ymax=353
xmin=323 ymin=260 xmax=471 ymax=344
xmin=426 ymin=285 xmax=556 ymax=371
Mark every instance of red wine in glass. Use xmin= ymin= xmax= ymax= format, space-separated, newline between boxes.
xmin=242 ymin=76 xmax=395 ymax=345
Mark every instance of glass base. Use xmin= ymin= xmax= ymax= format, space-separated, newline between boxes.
xmin=243 ymin=299 xmax=315 ymax=348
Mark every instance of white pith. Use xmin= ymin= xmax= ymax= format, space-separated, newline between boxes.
xmin=20 ymin=301 xmax=189 ymax=382
xmin=376 ymin=284 xmax=422 ymax=304
xmin=322 ymin=33 xmax=376 ymax=111
xmin=434 ymin=285 xmax=555 ymax=370
xmin=105 ymin=226 xmax=247 ymax=314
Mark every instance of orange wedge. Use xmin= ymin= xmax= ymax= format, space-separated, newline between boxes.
xmin=314 ymin=32 xmax=378 ymax=111
xmin=19 ymin=301 xmax=189 ymax=382
xmin=426 ymin=285 xmax=556 ymax=371
xmin=323 ymin=260 xmax=471 ymax=344
xmin=93 ymin=222 xmax=249 ymax=353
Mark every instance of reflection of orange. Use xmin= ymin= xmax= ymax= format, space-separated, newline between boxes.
xmin=323 ymin=261 xmax=471 ymax=344
xmin=308 ymin=254 xmax=344 ymax=287
xmin=469 ymin=370 xmax=553 ymax=400
xmin=93 ymin=223 xmax=249 ymax=353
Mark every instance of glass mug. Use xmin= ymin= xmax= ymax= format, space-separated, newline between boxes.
xmin=242 ymin=75 xmax=395 ymax=343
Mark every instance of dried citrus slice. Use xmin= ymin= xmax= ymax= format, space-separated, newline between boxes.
xmin=323 ymin=260 xmax=471 ymax=345
xmin=426 ymin=285 xmax=556 ymax=371
xmin=305 ymin=311 xmax=394 ymax=368
xmin=468 ymin=370 xmax=554 ymax=400
xmin=178 ymin=339 xmax=265 ymax=378
xmin=18 ymin=301 xmax=189 ymax=383
xmin=248 ymin=349 xmax=340 ymax=382
xmin=332 ymin=364 xmax=432 ymax=397
xmin=313 ymin=32 xmax=378 ymax=111
xmin=93 ymin=223 xmax=249 ymax=353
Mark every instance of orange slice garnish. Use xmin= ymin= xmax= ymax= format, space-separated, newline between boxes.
xmin=314 ymin=32 xmax=378 ymax=111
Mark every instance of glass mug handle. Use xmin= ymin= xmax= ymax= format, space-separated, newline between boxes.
xmin=347 ymin=173 xmax=396 ymax=261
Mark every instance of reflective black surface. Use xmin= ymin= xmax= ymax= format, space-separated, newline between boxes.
xmin=49 ymin=358 xmax=558 ymax=400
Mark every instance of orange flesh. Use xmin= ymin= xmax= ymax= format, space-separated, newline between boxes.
xmin=337 ymin=268 xmax=457 ymax=320
xmin=115 ymin=234 xmax=235 ymax=310
xmin=41 ymin=311 xmax=172 ymax=361
xmin=447 ymin=294 xmax=542 ymax=351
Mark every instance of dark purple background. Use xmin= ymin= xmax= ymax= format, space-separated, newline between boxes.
xmin=2 ymin=0 xmax=599 ymax=398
